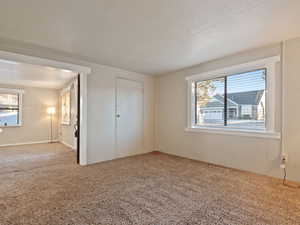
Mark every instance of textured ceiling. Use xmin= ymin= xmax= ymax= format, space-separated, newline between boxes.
xmin=0 ymin=59 xmax=77 ymax=89
xmin=0 ymin=0 xmax=300 ymax=75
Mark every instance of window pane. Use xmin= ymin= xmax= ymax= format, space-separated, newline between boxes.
xmin=195 ymin=78 xmax=225 ymax=127
xmin=0 ymin=93 xmax=19 ymax=107
xmin=226 ymin=69 xmax=266 ymax=130
xmin=0 ymin=109 xmax=19 ymax=126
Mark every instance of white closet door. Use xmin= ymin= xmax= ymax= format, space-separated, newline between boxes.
xmin=116 ymin=78 xmax=144 ymax=158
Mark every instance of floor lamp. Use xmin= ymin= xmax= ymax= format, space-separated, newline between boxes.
xmin=47 ymin=107 xmax=56 ymax=143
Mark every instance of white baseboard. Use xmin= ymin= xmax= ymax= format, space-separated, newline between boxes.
xmin=0 ymin=140 xmax=59 ymax=147
xmin=59 ymin=140 xmax=76 ymax=150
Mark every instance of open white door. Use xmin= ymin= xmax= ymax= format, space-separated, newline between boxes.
xmin=116 ymin=78 xmax=144 ymax=158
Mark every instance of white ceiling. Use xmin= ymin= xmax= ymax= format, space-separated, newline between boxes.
xmin=0 ymin=59 xmax=77 ymax=89
xmin=0 ymin=0 xmax=300 ymax=75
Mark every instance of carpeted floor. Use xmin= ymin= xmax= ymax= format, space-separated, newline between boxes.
xmin=0 ymin=143 xmax=299 ymax=225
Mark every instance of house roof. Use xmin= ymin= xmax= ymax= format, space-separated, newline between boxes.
xmin=202 ymin=90 xmax=264 ymax=108
xmin=202 ymin=99 xmax=224 ymax=108
xmin=228 ymin=90 xmax=264 ymax=105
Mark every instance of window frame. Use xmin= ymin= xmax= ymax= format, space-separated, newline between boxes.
xmin=0 ymin=88 xmax=24 ymax=127
xmin=186 ymin=56 xmax=281 ymax=139
xmin=194 ymin=68 xmax=267 ymax=129
xmin=60 ymin=85 xmax=72 ymax=126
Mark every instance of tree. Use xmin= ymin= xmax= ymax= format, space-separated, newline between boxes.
xmin=196 ymin=79 xmax=224 ymax=107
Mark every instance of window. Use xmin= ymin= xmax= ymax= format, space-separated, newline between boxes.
xmin=186 ymin=56 xmax=280 ymax=138
xmin=0 ymin=89 xmax=23 ymax=127
xmin=61 ymin=89 xmax=71 ymax=125
xmin=195 ymin=69 xmax=266 ymax=130
xmin=195 ymin=77 xmax=225 ymax=127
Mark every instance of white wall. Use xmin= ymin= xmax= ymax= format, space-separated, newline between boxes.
xmin=156 ymin=42 xmax=300 ymax=182
xmin=0 ymin=39 xmax=155 ymax=164
xmin=282 ymin=37 xmax=300 ymax=182
xmin=58 ymin=79 xmax=77 ymax=150
xmin=2 ymin=36 xmax=298 ymax=182
xmin=0 ymin=84 xmax=59 ymax=146
xmin=87 ymin=66 xmax=155 ymax=163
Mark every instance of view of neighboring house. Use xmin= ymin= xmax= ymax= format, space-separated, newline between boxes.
xmin=198 ymin=90 xmax=265 ymax=124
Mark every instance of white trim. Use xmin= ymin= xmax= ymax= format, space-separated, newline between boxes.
xmin=59 ymin=140 xmax=75 ymax=150
xmin=0 ymin=50 xmax=91 ymax=74
xmin=0 ymin=140 xmax=59 ymax=147
xmin=79 ymin=73 xmax=88 ymax=165
xmin=185 ymin=127 xmax=281 ymax=139
xmin=185 ymin=56 xmax=280 ymax=81
xmin=19 ymin=91 xmax=23 ymax=127
xmin=227 ymin=97 xmax=239 ymax=106
xmin=187 ymin=79 xmax=194 ymax=129
xmin=280 ymin=41 xmax=287 ymax=158
xmin=73 ymin=78 xmax=78 ymax=151
xmin=0 ymin=50 xmax=91 ymax=166
xmin=0 ymin=88 xmax=25 ymax=94
xmin=186 ymin=55 xmax=280 ymax=134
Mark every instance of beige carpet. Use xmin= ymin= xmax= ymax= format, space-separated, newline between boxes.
xmin=0 ymin=143 xmax=299 ymax=225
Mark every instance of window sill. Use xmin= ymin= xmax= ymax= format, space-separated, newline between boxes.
xmin=0 ymin=125 xmax=22 ymax=128
xmin=185 ymin=126 xmax=281 ymax=139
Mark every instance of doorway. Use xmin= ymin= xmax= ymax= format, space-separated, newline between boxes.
xmin=58 ymin=74 xmax=80 ymax=163
xmin=0 ymin=50 xmax=90 ymax=165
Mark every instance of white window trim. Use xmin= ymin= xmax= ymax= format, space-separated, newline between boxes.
xmin=186 ymin=56 xmax=280 ymax=139
xmin=185 ymin=127 xmax=281 ymax=139
xmin=0 ymin=88 xmax=24 ymax=127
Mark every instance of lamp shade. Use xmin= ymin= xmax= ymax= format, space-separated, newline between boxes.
xmin=47 ymin=106 xmax=56 ymax=115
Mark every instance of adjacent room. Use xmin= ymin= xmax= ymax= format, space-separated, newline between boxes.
xmin=0 ymin=1 xmax=300 ymax=225
xmin=0 ymin=59 xmax=81 ymax=171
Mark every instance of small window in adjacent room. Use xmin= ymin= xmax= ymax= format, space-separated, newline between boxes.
xmin=0 ymin=90 xmax=22 ymax=127
xmin=187 ymin=56 xmax=280 ymax=136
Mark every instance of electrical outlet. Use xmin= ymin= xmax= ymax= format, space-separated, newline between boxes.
xmin=280 ymin=154 xmax=288 ymax=168
xmin=282 ymin=154 xmax=288 ymax=162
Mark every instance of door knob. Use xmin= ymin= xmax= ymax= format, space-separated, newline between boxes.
xmin=116 ymin=114 xmax=120 ymax=118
